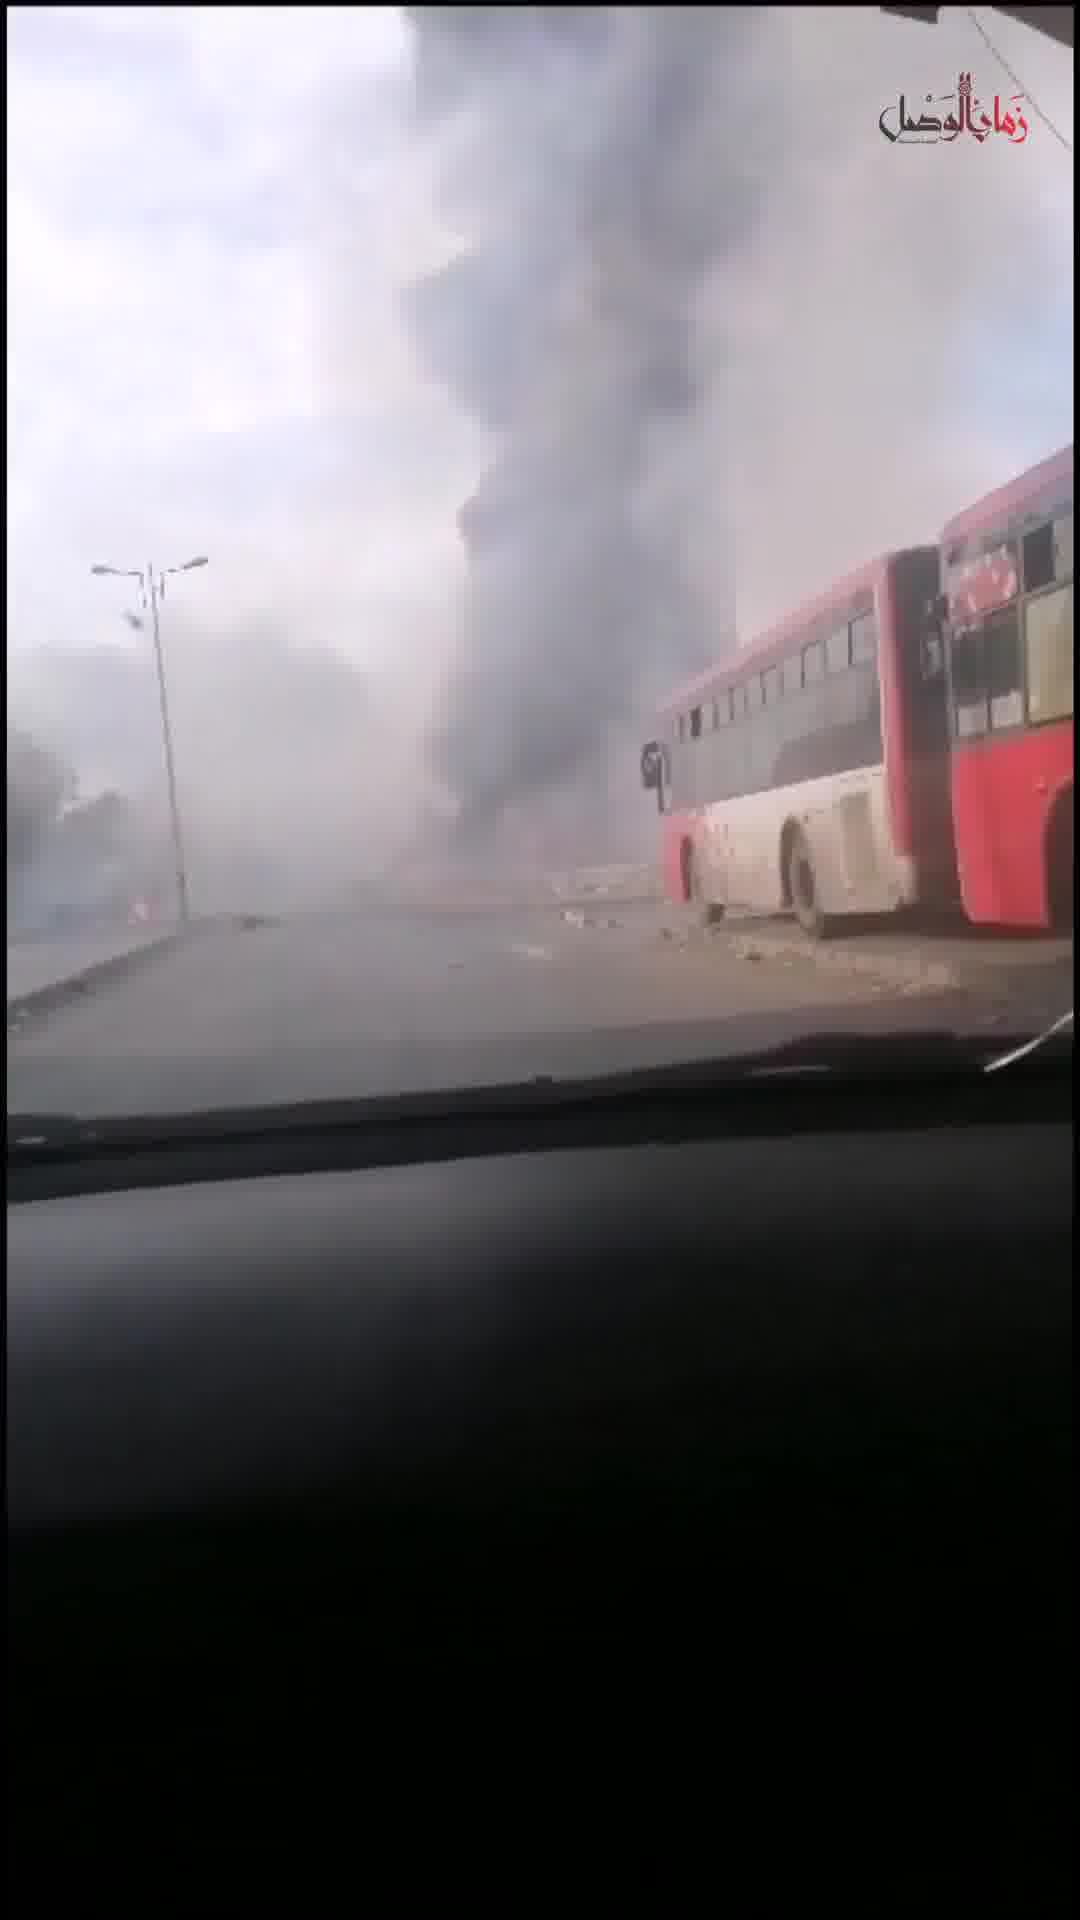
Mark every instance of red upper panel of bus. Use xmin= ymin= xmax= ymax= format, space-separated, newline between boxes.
xmin=657 ymin=549 xmax=916 ymax=720
xmin=940 ymin=444 xmax=1073 ymax=550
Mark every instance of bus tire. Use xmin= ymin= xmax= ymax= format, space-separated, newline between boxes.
xmin=786 ymin=828 xmax=829 ymax=940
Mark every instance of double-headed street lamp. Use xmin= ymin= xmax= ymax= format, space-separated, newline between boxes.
xmin=90 ymin=556 xmax=208 ymax=925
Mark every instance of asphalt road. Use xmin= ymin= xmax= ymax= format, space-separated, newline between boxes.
xmin=7 ymin=904 xmax=1073 ymax=1119
xmin=7 ymin=925 xmax=177 ymax=1005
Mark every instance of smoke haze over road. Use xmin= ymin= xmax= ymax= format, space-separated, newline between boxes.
xmin=7 ymin=6 xmax=1072 ymax=911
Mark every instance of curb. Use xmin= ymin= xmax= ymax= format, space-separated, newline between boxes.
xmin=725 ymin=929 xmax=958 ymax=994
xmin=7 ymin=924 xmax=200 ymax=1028
xmin=649 ymin=914 xmax=971 ymax=996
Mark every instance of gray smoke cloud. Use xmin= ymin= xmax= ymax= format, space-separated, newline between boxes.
xmin=8 ymin=6 xmax=1071 ymax=915
xmin=401 ymin=4 xmax=1071 ymax=862
xmin=405 ymin=6 xmax=782 ymax=852
xmin=8 ymin=615 xmax=429 ymax=919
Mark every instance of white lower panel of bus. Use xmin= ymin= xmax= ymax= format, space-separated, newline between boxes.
xmin=695 ymin=763 xmax=915 ymax=919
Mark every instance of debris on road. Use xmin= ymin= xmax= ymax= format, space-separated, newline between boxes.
xmin=561 ymin=908 xmax=624 ymax=932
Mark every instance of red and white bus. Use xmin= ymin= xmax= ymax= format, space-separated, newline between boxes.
xmin=938 ymin=445 xmax=1073 ymax=931
xmin=640 ymin=548 xmax=960 ymax=935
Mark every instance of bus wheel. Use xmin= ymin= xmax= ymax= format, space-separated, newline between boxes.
xmin=787 ymin=829 xmax=829 ymax=939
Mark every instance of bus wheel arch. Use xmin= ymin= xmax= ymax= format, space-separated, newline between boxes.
xmin=1044 ymin=784 xmax=1073 ymax=932
xmin=779 ymin=820 xmax=801 ymax=910
xmin=781 ymin=819 xmax=830 ymax=939
xmin=682 ymin=837 xmax=724 ymax=923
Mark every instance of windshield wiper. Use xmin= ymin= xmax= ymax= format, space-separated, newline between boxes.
xmin=8 ymin=1114 xmax=103 ymax=1150
xmin=984 ymin=1009 xmax=1073 ymax=1073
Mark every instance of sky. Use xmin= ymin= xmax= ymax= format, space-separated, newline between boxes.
xmin=6 ymin=5 xmax=1074 ymax=897
xmin=7 ymin=6 xmax=475 ymax=671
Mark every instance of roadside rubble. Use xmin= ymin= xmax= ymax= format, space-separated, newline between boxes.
xmin=561 ymin=908 xmax=623 ymax=931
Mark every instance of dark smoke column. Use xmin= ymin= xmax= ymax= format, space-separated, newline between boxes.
xmin=405 ymin=7 xmax=778 ymax=850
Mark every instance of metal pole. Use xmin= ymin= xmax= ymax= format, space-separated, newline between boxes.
xmin=147 ymin=565 xmax=190 ymax=924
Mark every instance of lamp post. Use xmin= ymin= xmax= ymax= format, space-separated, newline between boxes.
xmin=90 ymin=556 xmax=208 ymax=925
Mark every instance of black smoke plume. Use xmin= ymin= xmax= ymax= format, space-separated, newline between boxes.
xmin=404 ymin=6 xmax=779 ymax=853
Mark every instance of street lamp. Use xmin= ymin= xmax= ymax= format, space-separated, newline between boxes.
xmin=90 ymin=555 xmax=209 ymax=924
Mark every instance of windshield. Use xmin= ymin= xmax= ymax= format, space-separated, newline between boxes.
xmin=7 ymin=7 xmax=1073 ymax=1122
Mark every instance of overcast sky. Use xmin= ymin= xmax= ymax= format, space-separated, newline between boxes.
xmin=7 ymin=6 xmax=480 ymax=676
xmin=6 ymin=5 xmax=1074 ymax=873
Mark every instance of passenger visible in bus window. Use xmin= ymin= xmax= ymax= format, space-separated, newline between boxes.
xmin=950 ymin=629 xmax=988 ymax=738
xmin=985 ymin=606 xmax=1023 ymax=730
xmin=1026 ymin=584 xmax=1074 ymax=723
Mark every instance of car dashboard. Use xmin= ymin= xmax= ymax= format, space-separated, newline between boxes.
xmin=7 ymin=1057 xmax=1073 ymax=1908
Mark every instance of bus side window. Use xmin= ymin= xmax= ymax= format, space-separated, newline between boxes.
xmin=1053 ymin=510 xmax=1073 ymax=582
xmin=826 ymin=627 xmax=850 ymax=674
xmin=984 ymin=605 xmax=1024 ymax=730
xmin=803 ymin=640 xmax=824 ymax=684
xmin=1026 ymin=583 xmax=1073 ymax=724
xmin=690 ymin=706 xmax=703 ymax=740
xmin=851 ymin=612 xmax=877 ymax=666
xmin=949 ymin=629 xmax=988 ymax=738
xmin=1023 ymin=523 xmax=1055 ymax=594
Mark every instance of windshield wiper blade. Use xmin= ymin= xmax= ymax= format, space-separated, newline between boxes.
xmin=7 ymin=1023 xmax=1072 ymax=1162
xmin=8 ymin=1114 xmax=101 ymax=1149
xmin=664 ymin=1025 xmax=1071 ymax=1080
xmin=984 ymin=1009 xmax=1073 ymax=1074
